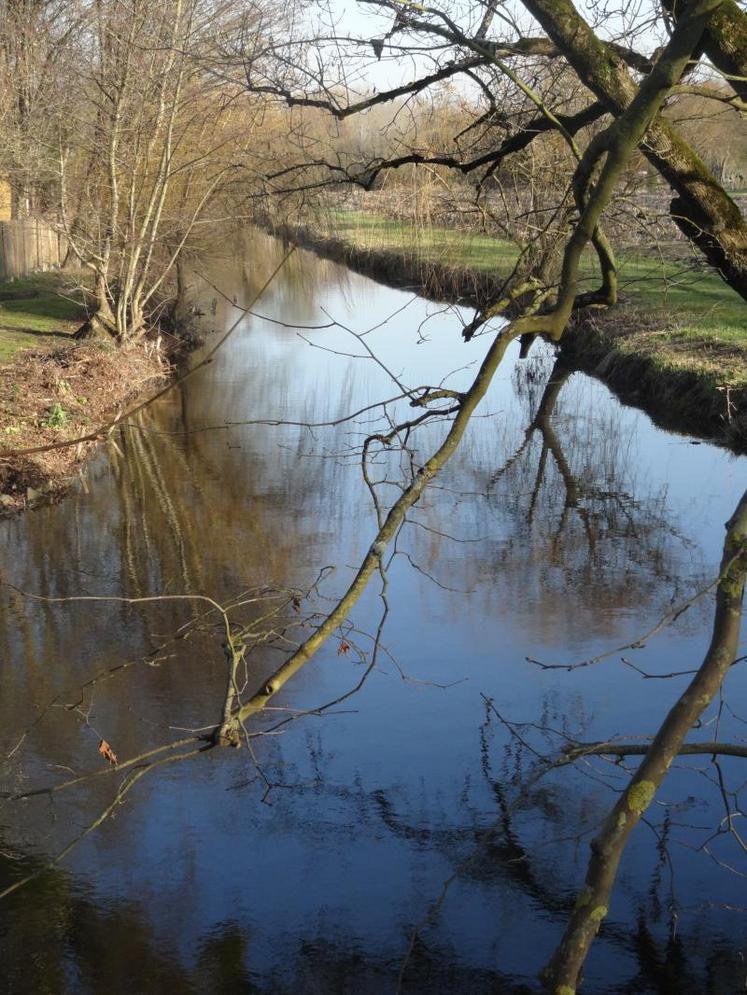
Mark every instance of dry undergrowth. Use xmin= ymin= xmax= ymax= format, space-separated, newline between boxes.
xmin=0 ymin=341 xmax=167 ymax=513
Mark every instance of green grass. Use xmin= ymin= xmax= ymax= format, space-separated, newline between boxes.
xmin=328 ymin=210 xmax=747 ymax=382
xmin=330 ymin=210 xmax=518 ymax=272
xmin=0 ymin=271 xmax=87 ymax=363
xmin=614 ymin=252 xmax=745 ymax=339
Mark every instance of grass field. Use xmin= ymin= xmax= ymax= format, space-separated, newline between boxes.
xmin=0 ymin=272 xmax=87 ymax=363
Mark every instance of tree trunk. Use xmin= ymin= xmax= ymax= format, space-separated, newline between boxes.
xmin=74 ymin=273 xmax=117 ymax=340
xmin=662 ymin=0 xmax=747 ymax=103
xmin=522 ymin=0 xmax=747 ymax=302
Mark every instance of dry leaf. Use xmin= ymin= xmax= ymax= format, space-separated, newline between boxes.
xmin=98 ymin=738 xmax=118 ymax=765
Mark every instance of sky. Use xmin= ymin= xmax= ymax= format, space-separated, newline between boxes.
xmin=302 ymin=0 xmax=667 ymax=96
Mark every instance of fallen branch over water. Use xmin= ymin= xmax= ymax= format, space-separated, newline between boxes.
xmin=562 ymin=740 xmax=747 ymax=760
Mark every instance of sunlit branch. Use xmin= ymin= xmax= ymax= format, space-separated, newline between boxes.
xmin=219 ymin=320 xmax=523 ymax=733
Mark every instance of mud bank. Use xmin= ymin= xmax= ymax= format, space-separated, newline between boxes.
xmin=0 ymin=341 xmax=168 ymax=515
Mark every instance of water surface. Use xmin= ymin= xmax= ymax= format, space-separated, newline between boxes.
xmin=1 ymin=233 xmax=745 ymax=994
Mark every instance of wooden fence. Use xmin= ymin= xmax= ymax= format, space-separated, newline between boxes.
xmin=0 ymin=220 xmax=65 ymax=280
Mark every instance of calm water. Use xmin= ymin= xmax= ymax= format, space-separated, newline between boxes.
xmin=1 ymin=234 xmax=745 ymax=994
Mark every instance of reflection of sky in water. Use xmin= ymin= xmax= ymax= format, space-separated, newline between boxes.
xmin=0 ymin=235 xmax=745 ymax=992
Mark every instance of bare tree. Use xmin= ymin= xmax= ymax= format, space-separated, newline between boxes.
xmin=0 ymin=0 xmax=82 ymax=216
xmin=240 ymin=0 xmax=747 ymax=328
xmin=53 ymin=0 xmax=244 ymax=340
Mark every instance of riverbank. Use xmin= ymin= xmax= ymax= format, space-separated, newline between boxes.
xmin=274 ymin=214 xmax=747 ymax=449
xmin=0 ymin=272 xmax=169 ymax=515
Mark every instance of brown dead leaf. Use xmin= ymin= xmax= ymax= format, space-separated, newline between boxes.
xmin=98 ymin=738 xmax=118 ymax=765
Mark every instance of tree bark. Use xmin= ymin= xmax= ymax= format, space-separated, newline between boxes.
xmin=74 ymin=273 xmax=118 ymax=340
xmin=662 ymin=0 xmax=747 ymax=103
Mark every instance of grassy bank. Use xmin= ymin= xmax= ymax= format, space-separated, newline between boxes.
xmin=0 ymin=271 xmax=87 ymax=363
xmin=0 ymin=272 xmax=167 ymax=515
xmin=281 ymin=211 xmax=747 ymax=446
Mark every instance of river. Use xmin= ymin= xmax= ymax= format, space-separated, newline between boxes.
xmin=1 ymin=232 xmax=745 ymax=993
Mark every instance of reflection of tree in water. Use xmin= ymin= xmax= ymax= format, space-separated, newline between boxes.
xmin=506 ymin=356 xmax=678 ymax=561
xmin=0 ymin=772 xmax=740 ymax=995
xmin=224 ymin=698 xmax=740 ymax=994
xmin=196 ymin=229 xmax=356 ymax=334
xmin=0 ymin=399 xmax=321 ymax=831
xmin=0 ymin=308 xmax=366 ymax=788
xmin=0 ymin=242 xmax=743 ymax=993
xmin=0 ymin=848 xmax=261 ymax=994
xmin=395 ymin=348 xmax=703 ymax=649
xmin=471 ymin=354 xmax=703 ymax=644
xmin=0 ymin=801 xmax=718 ymax=995
xmin=1 ymin=843 xmax=541 ymax=994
